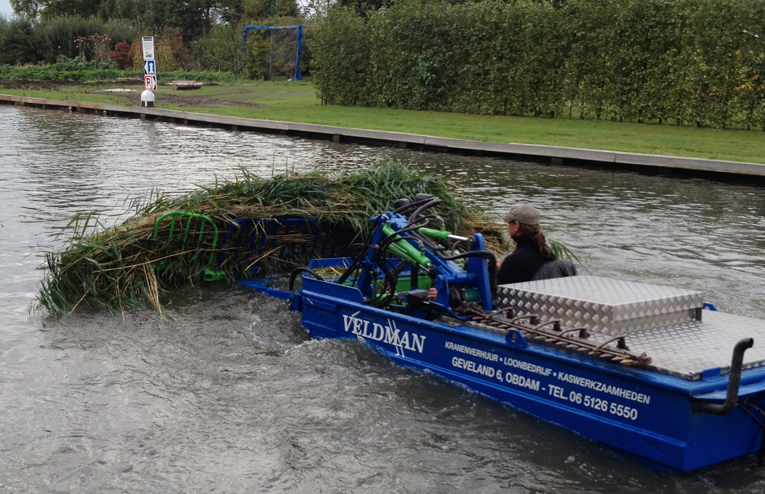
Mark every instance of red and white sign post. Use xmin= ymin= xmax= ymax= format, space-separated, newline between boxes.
xmin=141 ymin=37 xmax=157 ymax=108
xmin=144 ymin=75 xmax=156 ymax=91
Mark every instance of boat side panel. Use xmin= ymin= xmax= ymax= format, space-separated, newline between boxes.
xmin=299 ymin=289 xmax=765 ymax=471
xmin=684 ymin=406 xmax=764 ymax=470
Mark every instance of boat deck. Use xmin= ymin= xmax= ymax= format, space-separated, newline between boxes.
xmin=497 ymin=276 xmax=765 ymax=380
xmin=585 ymin=310 xmax=765 ymax=379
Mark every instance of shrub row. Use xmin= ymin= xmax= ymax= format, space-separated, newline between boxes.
xmin=0 ymin=15 xmax=138 ymax=65
xmin=0 ymin=14 xmax=312 ymax=79
xmin=311 ymin=0 xmax=765 ymax=129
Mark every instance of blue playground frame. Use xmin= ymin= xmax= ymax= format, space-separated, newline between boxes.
xmin=242 ymin=24 xmax=306 ymax=81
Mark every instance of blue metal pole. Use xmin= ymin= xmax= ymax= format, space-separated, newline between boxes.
xmin=294 ymin=25 xmax=304 ymax=81
xmin=242 ymin=29 xmax=247 ymax=67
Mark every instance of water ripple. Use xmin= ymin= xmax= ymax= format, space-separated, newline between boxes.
xmin=1 ymin=106 xmax=764 ymax=492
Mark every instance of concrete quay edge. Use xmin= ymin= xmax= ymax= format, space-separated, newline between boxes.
xmin=2 ymin=93 xmax=763 ymax=179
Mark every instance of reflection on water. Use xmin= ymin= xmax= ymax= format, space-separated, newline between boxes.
xmin=1 ymin=106 xmax=764 ymax=492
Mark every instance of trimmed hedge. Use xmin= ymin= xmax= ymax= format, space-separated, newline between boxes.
xmin=311 ymin=0 xmax=765 ymax=129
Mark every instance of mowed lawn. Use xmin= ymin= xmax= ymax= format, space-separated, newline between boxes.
xmin=2 ymin=80 xmax=764 ymax=164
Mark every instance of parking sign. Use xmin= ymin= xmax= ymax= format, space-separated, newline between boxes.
xmin=144 ymin=75 xmax=157 ymax=91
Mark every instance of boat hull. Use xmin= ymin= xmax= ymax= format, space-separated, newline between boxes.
xmin=296 ymin=276 xmax=765 ymax=472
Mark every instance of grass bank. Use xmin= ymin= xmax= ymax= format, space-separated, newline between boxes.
xmin=2 ymin=79 xmax=764 ymax=164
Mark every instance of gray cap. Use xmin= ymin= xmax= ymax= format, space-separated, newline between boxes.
xmin=501 ymin=203 xmax=540 ymax=225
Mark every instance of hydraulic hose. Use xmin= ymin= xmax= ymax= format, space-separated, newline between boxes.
xmin=367 ymin=251 xmax=399 ymax=308
xmin=392 ymin=195 xmax=437 ymax=216
xmin=408 ymin=218 xmax=445 ymax=253
xmin=289 ymin=267 xmax=325 ymax=291
xmin=336 ymin=246 xmax=373 ymax=286
xmin=336 ymin=231 xmax=377 ymax=286
xmin=407 ymin=198 xmax=442 ymax=227
xmin=449 ymin=237 xmax=471 ymax=254
xmin=372 ymin=220 xmax=438 ymax=308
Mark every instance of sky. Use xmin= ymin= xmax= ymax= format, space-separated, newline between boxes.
xmin=1 ymin=0 xmax=13 ymax=18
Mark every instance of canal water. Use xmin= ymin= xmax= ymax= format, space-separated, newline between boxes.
xmin=1 ymin=105 xmax=764 ymax=492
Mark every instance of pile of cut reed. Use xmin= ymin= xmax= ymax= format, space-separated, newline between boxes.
xmin=38 ymin=161 xmax=506 ymax=316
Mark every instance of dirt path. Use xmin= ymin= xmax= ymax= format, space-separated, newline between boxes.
xmin=0 ymin=79 xmax=144 ymax=90
xmin=0 ymin=79 xmax=263 ymax=108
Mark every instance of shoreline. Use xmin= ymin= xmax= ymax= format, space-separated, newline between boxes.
xmin=3 ymin=93 xmax=765 ymax=181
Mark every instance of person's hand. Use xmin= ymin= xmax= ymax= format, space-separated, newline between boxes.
xmin=427 ymin=287 xmax=438 ymax=301
xmin=496 ymin=259 xmax=502 ymax=270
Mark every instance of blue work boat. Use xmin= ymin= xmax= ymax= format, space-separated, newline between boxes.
xmin=240 ymin=194 xmax=765 ymax=472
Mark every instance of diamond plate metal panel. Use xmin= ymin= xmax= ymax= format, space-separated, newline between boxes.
xmin=497 ymin=276 xmax=704 ymax=335
xmin=585 ymin=310 xmax=765 ymax=380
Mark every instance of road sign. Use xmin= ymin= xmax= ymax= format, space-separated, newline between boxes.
xmin=144 ymin=75 xmax=157 ymax=91
xmin=144 ymin=60 xmax=156 ymax=76
xmin=142 ymin=36 xmax=155 ymax=61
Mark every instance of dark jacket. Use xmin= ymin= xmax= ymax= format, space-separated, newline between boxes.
xmin=496 ymin=235 xmax=555 ymax=285
xmin=531 ymin=259 xmax=577 ymax=281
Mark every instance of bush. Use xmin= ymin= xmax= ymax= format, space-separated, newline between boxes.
xmin=24 ymin=15 xmax=139 ymax=64
xmin=312 ymin=0 xmax=765 ymax=129
xmin=190 ymin=23 xmax=244 ymax=73
xmin=109 ymin=40 xmax=132 ymax=69
xmin=365 ymin=0 xmax=456 ymax=110
xmin=310 ymin=7 xmax=369 ymax=104
xmin=0 ymin=17 xmax=37 ymax=65
xmin=33 ymin=15 xmax=105 ymax=62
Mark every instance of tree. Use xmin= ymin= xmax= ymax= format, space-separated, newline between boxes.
xmin=99 ymin=0 xmax=220 ymax=42
xmin=336 ymin=0 xmax=389 ymax=17
xmin=10 ymin=0 xmax=44 ymax=17
xmin=42 ymin=0 xmax=103 ymax=18
xmin=242 ymin=0 xmax=299 ymax=21
xmin=10 ymin=0 xmax=102 ymax=18
xmin=0 ymin=17 xmax=36 ymax=64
